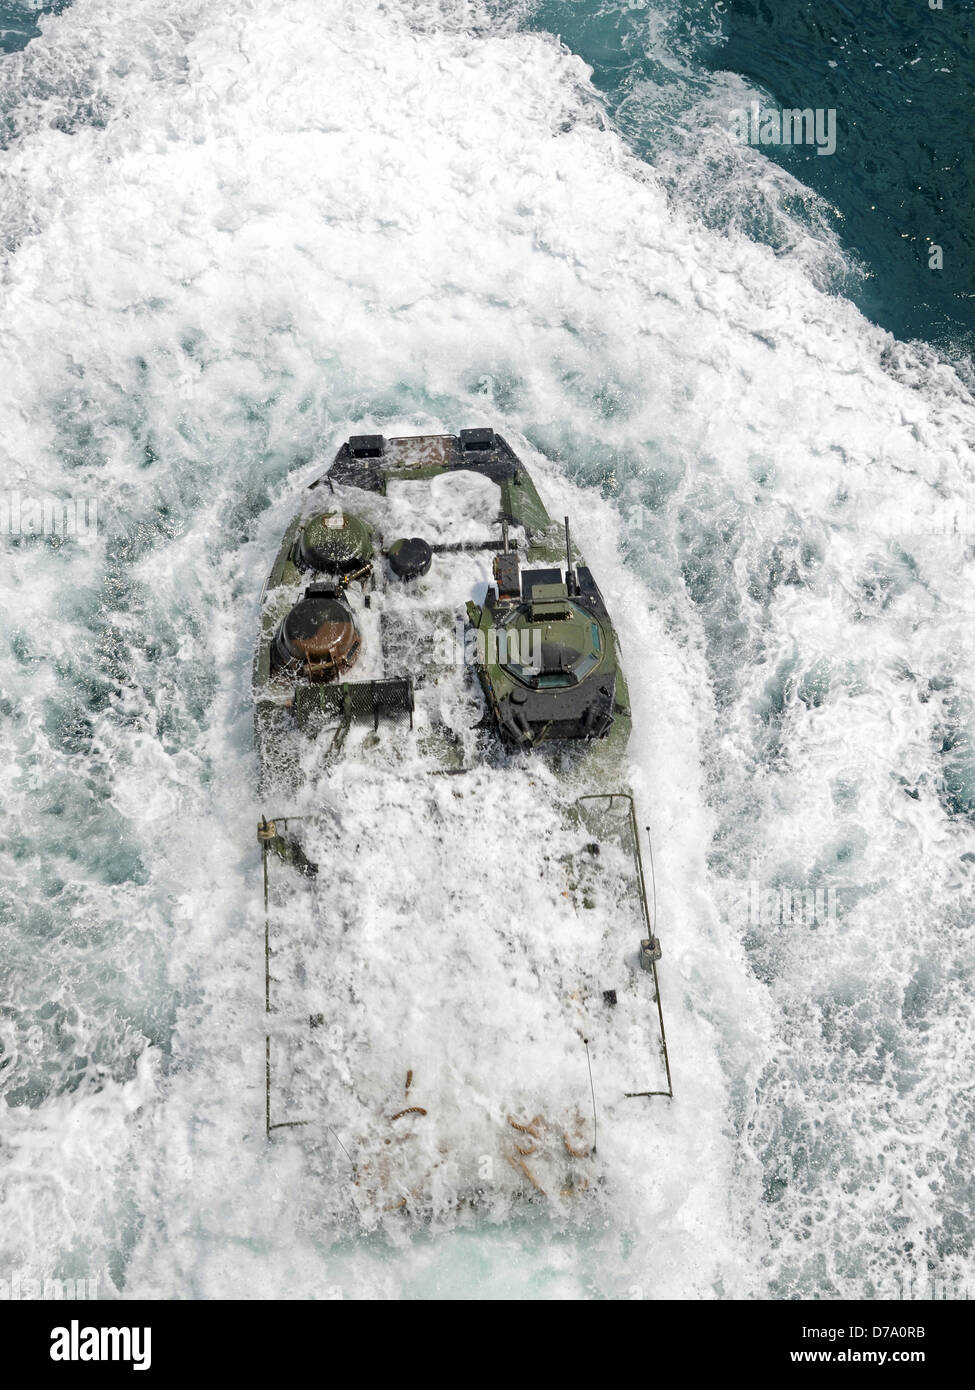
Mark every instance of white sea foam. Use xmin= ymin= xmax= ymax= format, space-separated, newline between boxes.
xmin=0 ymin=0 xmax=972 ymax=1299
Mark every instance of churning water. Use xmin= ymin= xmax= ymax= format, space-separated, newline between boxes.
xmin=1 ymin=0 xmax=973 ymax=1299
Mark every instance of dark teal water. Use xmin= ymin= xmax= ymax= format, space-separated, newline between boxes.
xmin=7 ymin=2 xmax=972 ymax=352
xmin=710 ymin=1 xmax=975 ymax=351
xmin=0 ymin=1 xmax=68 ymax=52
xmin=525 ymin=0 xmax=975 ymax=355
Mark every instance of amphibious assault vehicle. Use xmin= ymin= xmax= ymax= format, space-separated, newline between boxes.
xmin=255 ymin=430 xmax=671 ymax=1220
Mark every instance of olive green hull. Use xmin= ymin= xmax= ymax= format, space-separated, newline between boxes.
xmin=253 ymin=431 xmax=670 ymax=1217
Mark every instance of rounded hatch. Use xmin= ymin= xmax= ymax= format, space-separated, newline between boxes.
xmin=271 ymin=589 xmax=360 ymax=680
xmin=297 ymin=512 xmax=373 ymax=576
xmin=387 ymin=537 xmax=433 ymax=582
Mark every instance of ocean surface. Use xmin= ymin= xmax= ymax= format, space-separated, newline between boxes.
xmin=1 ymin=0 xmax=973 ymax=1299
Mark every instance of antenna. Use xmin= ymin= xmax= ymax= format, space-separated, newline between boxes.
xmin=564 ymin=515 xmax=575 ymax=594
xmin=583 ymin=1037 xmax=597 ymax=1154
